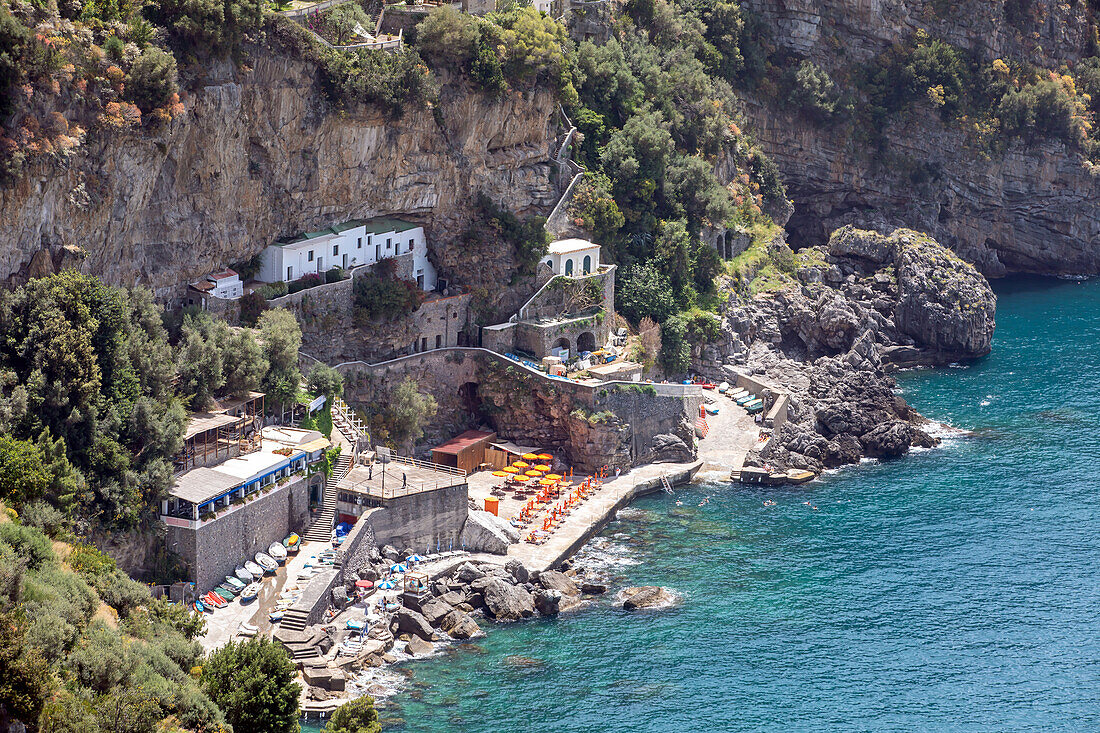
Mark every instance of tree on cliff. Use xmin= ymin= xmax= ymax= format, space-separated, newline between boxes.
xmin=258 ymin=309 xmax=303 ymax=411
xmin=385 ymin=377 xmax=437 ymax=453
xmin=307 ymin=363 xmax=343 ymax=400
xmin=324 ymin=696 xmax=382 ymax=733
xmin=201 ymin=637 xmax=300 ymax=733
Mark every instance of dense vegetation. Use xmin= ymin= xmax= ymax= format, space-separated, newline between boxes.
xmin=0 ymin=272 xmax=301 ymax=535
xmin=0 ymin=519 xmax=225 ymax=732
xmin=200 ymin=636 xmax=300 ymax=733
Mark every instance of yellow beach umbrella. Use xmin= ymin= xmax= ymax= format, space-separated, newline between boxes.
xmin=545 ymin=473 xmax=562 ymax=480
xmin=492 ymin=471 xmax=508 ymax=477
xmin=522 ymin=453 xmax=540 ymax=460
xmin=503 ymin=466 xmax=520 ymax=474
xmin=537 ymin=453 xmax=553 ymax=461
xmin=512 ymin=461 xmax=529 ymax=469
xmin=539 ymin=478 xmax=556 ymax=486
xmin=534 ymin=464 xmax=552 ymax=472
xmin=525 ymin=470 xmax=542 ymax=477
xmin=514 ymin=475 xmax=531 ymax=482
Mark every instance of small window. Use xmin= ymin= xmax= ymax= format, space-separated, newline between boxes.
xmin=564 ymin=258 xmax=573 ymax=276
xmin=435 ymin=335 xmax=442 ymax=349
xmin=308 ymin=250 xmax=314 ymax=262
xmin=357 ymin=237 xmax=363 ymax=249
xmin=375 ymin=244 xmax=381 ymax=260
xmin=387 ymin=238 xmax=392 ymax=249
xmin=408 ymin=238 xmax=414 ymax=252
xmin=333 ymin=244 xmax=339 ymax=256
xmin=421 ymin=337 xmax=428 ymax=351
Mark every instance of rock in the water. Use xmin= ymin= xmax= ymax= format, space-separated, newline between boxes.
xmin=538 ymin=570 xmax=580 ymax=596
xmin=405 ymin=636 xmax=434 ymax=656
xmin=581 ymin=581 xmax=608 ymax=595
xmin=505 ymin=559 xmax=530 ymax=584
xmin=533 ymin=588 xmax=561 ymax=616
xmin=621 ymin=586 xmax=674 ymax=610
xmin=391 ymin=608 xmax=435 ymax=641
xmin=483 ymin=578 xmax=536 ymax=621
xmin=859 ymin=420 xmax=925 ymax=458
xmin=440 ymin=609 xmax=484 ymax=639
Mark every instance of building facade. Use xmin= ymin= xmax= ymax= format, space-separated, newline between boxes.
xmin=258 ymin=218 xmax=437 ymax=291
xmin=541 ymin=238 xmax=601 ymax=277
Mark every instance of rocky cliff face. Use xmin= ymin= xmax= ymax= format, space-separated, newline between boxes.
xmin=742 ymin=0 xmax=1100 ymax=277
xmin=0 ymin=52 xmax=559 ymax=298
xmin=709 ymin=226 xmax=994 ymax=471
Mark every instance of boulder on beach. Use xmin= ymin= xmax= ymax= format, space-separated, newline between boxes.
xmin=391 ymin=608 xmax=435 ymax=641
xmin=581 ymin=580 xmax=608 ymax=595
xmin=621 ymin=586 xmax=675 ymax=610
xmin=420 ymin=598 xmax=453 ymax=627
xmin=506 ymin=559 xmax=530 ymax=584
xmin=538 ymin=570 xmax=580 ymax=596
xmin=456 ymin=562 xmax=486 ymax=584
xmin=483 ymin=578 xmax=536 ymax=621
xmin=381 ymin=545 xmax=402 ymax=562
xmin=440 ymin=609 xmax=484 ymax=639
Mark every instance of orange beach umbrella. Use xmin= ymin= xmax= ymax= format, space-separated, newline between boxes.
xmin=512 ymin=461 xmax=529 ymax=469
xmin=525 ymin=470 xmax=542 ymax=477
xmin=545 ymin=473 xmax=562 ymax=480
xmin=492 ymin=470 xmax=508 ymax=477
xmin=522 ymin=453 xmax=540 ymax=460
xmin=503 ymin=466 xmax=520 ymax=474
xmin=534 ymin=464 xmax=552 ymax=472
xmin=537 ymin=453 xmax=553 ymax=461
xmin=539 ymin=478 xmax=556 ymax=486
xmin=513 ymin=475 xmax=531 ymax=482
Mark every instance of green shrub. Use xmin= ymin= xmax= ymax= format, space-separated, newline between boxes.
xmin=257 ymin=281 xmax=289 ymax=299
xmin=324 ymin=267 xmax=345 ymax=284
xmin=67 ymin=543 xmax=117 ymax=580
xmin=103 ymin=35 xmax=125 ymax=61
xmin=787 ymin=59 xmax=841 ymax=122
xmin=352 ymin=270 xmax=421 ymax=322
xmin=238 ymin=290 xmax=268 ymax=326
xmin=0 ymin=522 xmax=55 ymax=571
xmin=126 ymin=46 xmax=179 ymax=113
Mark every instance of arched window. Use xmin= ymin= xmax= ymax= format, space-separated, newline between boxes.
xmin=564 ymin=258 xmax=574 ymax=276
xmin=582 ymin=255 xmax=592 ymax=274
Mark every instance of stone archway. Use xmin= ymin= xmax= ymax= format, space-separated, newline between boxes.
xmin=577 ymin=331 xmax=596 ymax=353
xmin=554 ymin=337 xmax=570 ymax=352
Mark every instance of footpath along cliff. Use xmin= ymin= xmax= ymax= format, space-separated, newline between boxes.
xmin=707 ymin=226 xmax=995 ymax=471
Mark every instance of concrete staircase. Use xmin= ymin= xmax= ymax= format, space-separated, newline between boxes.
xmin=279 ymin=607 xmax=311 ymax=633
xmin=302 ymin=453 xmax=351 ymax=544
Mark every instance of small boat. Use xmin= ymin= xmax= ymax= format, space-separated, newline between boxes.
xmin=194 ymin=600 xmax=206 ymax=613
xmin=203 ymin=592 xmax=226 ymax=608
xmin=237 ymin=622 xmax=258 ymax=637
xmin=705 ymin=405 xmax=720 ymax=415
xmin=240 ymin=583 xmax=259 ymax=602
xmin=718 ymin=381 xmax=730 ymax=393
xmin=225 ymin=576 xmax=246 ymax=590
xmin=728 ymin=388 xmax=748 ymax=398
xmin=701 ymin=383 xmax=716 ymax=390
xmin=235 ymin=565 xmax=255 ymax=582
xmin=255 ymin=553 xmax=277 ymax=573
xmin=736 ymin=394 xmax=755 ymax=405
xmin=214 ymin=587 xmax=236 ymax=600
xmin=244 ymin=560 xmax=264 ymax=578
xmin=268 ymin=542 xmax=287 ymax=563
xmin=283 ymin=533 xmax=300 ymax=552
xmin=269 ymin=610 xmax=284 ymax=623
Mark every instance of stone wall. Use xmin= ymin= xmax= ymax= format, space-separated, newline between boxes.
xmin=165 ymin=478 xmax=310 ymax=591
xmin=339 ymin=348 xmax=701 ymax=470
xmin=355 ymin=484 xmax=469 ymax=555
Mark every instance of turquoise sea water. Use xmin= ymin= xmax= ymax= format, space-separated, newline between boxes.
xmin=309 ymin=276 xmax=1100 ymax=732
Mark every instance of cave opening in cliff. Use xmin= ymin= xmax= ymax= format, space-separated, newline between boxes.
xmin=459 ymin=381 xmax=482 ymax=418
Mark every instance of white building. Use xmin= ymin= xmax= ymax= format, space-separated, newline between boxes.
xmin=541 ymin=238 xmax=601 ymax=277
xmin=185 ymin=269 xmax=243 ymax=308
xmin=257 ymin=218 xmax=437 ymax=291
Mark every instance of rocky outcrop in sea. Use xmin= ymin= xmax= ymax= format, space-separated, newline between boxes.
xmin=712 ymin=226 xmax=995 ymax=472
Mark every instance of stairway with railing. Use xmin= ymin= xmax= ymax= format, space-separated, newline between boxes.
xmin=302 ymin=452 xmax=351 ymax=544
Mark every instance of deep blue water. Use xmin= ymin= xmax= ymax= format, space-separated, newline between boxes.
xmin=310 ymin=276 xmax=1100 ymax=732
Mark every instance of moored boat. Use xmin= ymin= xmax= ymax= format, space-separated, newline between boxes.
xmin=235 ymin=565 xmax=254 ymax=582
xmin=240 ymin=583 xmax=259 ymax=602
xmin=214 ymin=587 xmax=235 ymax=601
xmin=269 ymin=610 xmax=284 ymax=623
xmin=268 ymin=542 xmax=287 ymax=563
xmin=283 ymin=533 xmax=300 ymax=552
xmin=244 ymin=560 xmax=264 ymax=578
xmin=255 ymin=553 xmax=277 ymax=573
xmin=225 ymin=576 xmax=246 ymax=590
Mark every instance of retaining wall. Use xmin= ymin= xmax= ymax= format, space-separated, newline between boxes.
xmin=165 ymin=478 xmax=310 ymax=591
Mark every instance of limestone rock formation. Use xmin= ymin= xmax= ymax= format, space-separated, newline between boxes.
xmin=440 ymin=609 xmax=484 ymax=640
xmin=537 ymin=570 xmax=580 ymax=597
xmin=391 ymin=608 xmax=435 ymax=642
xmin=742 ymin=0 xmax=1100 ymax=276
xmin=0 ymin=50 xmax=558 ymax=302
xmin=621 ymin=586 xmax=675 ymax=610
xmin=715 ymin=227 xmax=994 ymax=471
xmin=459 ymin=510 xmax=521 ymax=555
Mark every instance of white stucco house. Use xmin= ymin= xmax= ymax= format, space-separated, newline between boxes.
xmin=185 ymin=269 xmax=244 ymax=308
xmin=542 ymin=238 xmax=601 ymax=277
xmin=257 ymin=218 xmax=437 ymax=291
